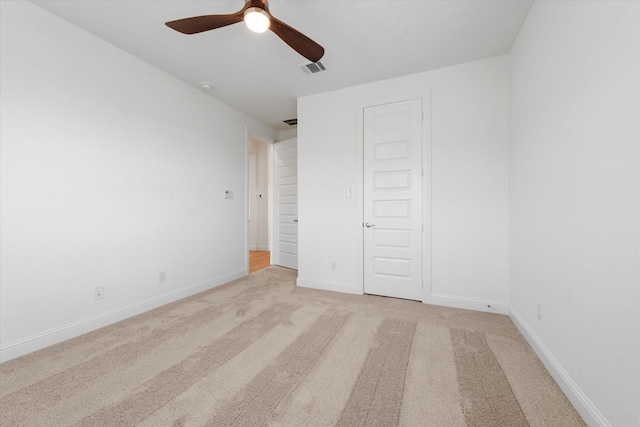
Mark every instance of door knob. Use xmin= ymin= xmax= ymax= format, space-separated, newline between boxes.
xmin=365 ymin=222 xmax=376 ymax=228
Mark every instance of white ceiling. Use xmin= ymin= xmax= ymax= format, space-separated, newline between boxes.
xmin=30 ymin=0 xmax=533 ymax=131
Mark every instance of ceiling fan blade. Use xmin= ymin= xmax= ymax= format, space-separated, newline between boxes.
xmin=269 ymin=16 xmax=325 ymax=62
xmin=165 ymin=13 xmax=244 ymax=35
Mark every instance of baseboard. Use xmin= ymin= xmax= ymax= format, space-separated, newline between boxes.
xmin=509 ymin=308 xmax=611 ymax=427
xmin=296 ymin=278 xmax=361 ymax=295
xmin=430 ymin=293 xmax=508 ymax=315
xmin=249 ymin=245 xmax=269 ymax=251
xmin=0 ymin=269 xmax=246 ymax=363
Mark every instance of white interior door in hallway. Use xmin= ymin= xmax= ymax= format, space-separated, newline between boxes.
xmin=273 ymin=138 xmax=298 ymax=270
xmin=363 ymin=99 xmax=423 ymax=300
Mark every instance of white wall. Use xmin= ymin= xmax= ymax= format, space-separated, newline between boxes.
xmin=297 ymin=56 xmax=510 ymax=313
xmin=249 ymin=139 xmax=269 ymax=251
xmin=509 ymin=2 xmax=640 ymax=426
xmin=0 ymin=1 xmax=276 ymax=361
xmin=278 ymin=128 xmax=297 ymax=142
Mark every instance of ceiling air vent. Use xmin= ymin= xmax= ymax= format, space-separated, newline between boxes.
xmin=299 ymin=61 xmax=326 ymax=75
xmin=283 ymin=118 xmax=298 ymax=126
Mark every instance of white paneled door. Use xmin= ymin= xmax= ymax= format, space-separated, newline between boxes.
xmin=273 ymin=138 xmax=298 ymax=270
xmin=363 ymin=99 xmax=423 ymax=300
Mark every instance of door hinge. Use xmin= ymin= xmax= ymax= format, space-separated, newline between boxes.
xmin=421 ymin=168 xmax=424 ymax=177
xmin=421 ymin=111 xmax=424 ymax=121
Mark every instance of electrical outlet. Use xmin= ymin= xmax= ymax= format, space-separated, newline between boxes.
xmin=537 ymin=302 xmax=542 ymax=320
xmin=159 ymin=271 xmax=167 ymax=283
xmin=94 ymin=286 xmax=104 ymax=300
xmin=330 ymin=262 xmax=336 ymax=271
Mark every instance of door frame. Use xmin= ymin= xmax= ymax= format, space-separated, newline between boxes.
xmin=355 ymin=90 xmax=432 ymax=303
xmin=245 ymin=127 xmax=275 ymax=274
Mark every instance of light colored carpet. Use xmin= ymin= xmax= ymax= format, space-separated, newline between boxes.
xmin=0 ymin=267 xmax=585 ymax=426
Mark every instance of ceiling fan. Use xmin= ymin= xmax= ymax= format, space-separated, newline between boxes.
xmin=165 ymin=0 xmax=325 ymax=62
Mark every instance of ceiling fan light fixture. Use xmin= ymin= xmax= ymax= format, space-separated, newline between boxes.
xmin=167 ymin=0 xmax=324 ymax=62
xmin=244 ymin=7 xmax=270 ymax=33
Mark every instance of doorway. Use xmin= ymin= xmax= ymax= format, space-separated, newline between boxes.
xmin=245 ymin=130 xmax=299 ymax=274
xmin=247 ymin=130 xmax=273 ymax=274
